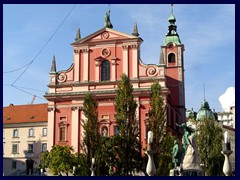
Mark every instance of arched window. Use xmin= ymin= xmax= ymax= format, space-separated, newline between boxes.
xmin=168 ymin=53 xmax=176 ymax=63
xmin=101 ymin=60 xmax=110 ymax=81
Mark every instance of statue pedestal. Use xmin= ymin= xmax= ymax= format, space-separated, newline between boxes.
xmin=182 ymin=136 xmax=203 ymax=176
xmin=169 ymin=168 xmax=180 ymax=176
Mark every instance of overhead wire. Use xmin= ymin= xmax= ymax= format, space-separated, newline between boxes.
xmin=4 ymin=84 xmax=46 ymax=93
xmin=11 ymin=85 xmax=47 ymax=101
xmin=4 ymin=4 xmax=77 ymax=103
xmin=9 ymin=4 xmax=77 ymax=86
xmin=3 ymin=61 xmax=33 ymax=73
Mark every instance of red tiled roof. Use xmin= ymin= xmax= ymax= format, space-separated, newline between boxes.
xmin=3 ymin=103 xmax=48 ymax=124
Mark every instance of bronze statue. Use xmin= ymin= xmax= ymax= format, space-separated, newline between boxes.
xmin=172 ymin=139 xmax=180 ymax=169
xmin=176 ymin=123 xmax=195 ymax=159
xmin=104 ymin=10 xmax=113 ymax=29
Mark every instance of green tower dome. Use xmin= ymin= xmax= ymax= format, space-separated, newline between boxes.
xmin=163 ymin=4 xmax=181 ymax=46
xmin=196 ymin=99 xmax=216 ymax=121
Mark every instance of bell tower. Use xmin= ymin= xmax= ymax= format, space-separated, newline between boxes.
xmin=160 ymin=4 xmax=186 ymax=127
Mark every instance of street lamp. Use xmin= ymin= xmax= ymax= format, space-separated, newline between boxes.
xmin=145 ymin=131 xmax=156 ymax=176
xmin=221 ymin=131 xmax=232 ymax=176
xmin=90 ymin=158 xmax=95 ymax=176
xmin=73 ymin=166 xmax=76 ymax=176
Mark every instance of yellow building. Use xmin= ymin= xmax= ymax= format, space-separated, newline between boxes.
xmin=3 ymin=103 xmax=48 ymax=176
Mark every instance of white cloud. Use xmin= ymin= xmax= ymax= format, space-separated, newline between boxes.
xmin=219 ymin=87 xmax=235 ymax=112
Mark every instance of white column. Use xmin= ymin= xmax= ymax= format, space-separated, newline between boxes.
xmin=131 ymin=44 xmax=138 ymax=79
xmin=74 ymin=49 xmax=80 ymax=82
xmin=47 ymin=106 xmax=55 ymax=151
xmin=82 ymin=48 xmax=89 ymax=82
xmin=80 ymin=110 xmax=86 ymax=153
xmin=122 ymin=45 xmax=129 ymax=76
xmin=95 ymin=58 xmax=101 ymax=82
xmin=71 ymin=107 xmax=79 ymax=153
xmin=111 ymin=57 xmax=117 ymax=81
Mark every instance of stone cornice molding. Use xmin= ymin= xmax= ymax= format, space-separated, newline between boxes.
xmin=71 ymin=106 xmax=83 ymax=111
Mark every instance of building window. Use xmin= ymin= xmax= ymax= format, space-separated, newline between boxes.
xmin=12 ymin=161 xmax=17 ymax=169
xmin=29 ymin=128 xmax=34 ymax=137
xmin=59 ymin=127 xmax=66 ymax=141
xmin=60 ymin=116 xmax=67 ymax=121
xmin=101 ymin=60 xmax=110 ymax=81
xmin=168 ymin=53 xmax=175 ymax=63
xmin=114 ymin=126 xmax=119 ymax=135
xmin=12 ymin=144 xmax=18 ymax=154
xmin=13 ymin=129 xmax=18 ymax=138
xmin=28 ymin=144 xmax=34 ymax=153
xmin=42 ymin=127 xmax=47 ymax=137
xmin=42 ymin=143 xmax=47 ymax=152
xmin=102 ymin=114 xmax=109 ymax=119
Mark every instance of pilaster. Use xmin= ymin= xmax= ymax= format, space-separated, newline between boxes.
xmin=131 ymin=44 xmax=138 ymax=79
xmin=82 ymin=48 xmax=89 ymax=82
xmin=122 ymin=44 xmax=129 ymax=76
xmin=74 ymin=48 xmax=80 ymax=82
xmin=111 ymin=57 xmax=117 ymax=81
xmin=71 ymin=106 xmax=80 ymax=153
xmin=47 ymin=106 xmax=55 ymax=151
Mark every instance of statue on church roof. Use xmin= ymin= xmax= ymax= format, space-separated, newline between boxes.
xmin=104 ymin=10 xmax=113 ymax=29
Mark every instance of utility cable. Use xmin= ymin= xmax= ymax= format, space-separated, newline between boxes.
xmin=9 ymin=4 xmax=77 ymax=86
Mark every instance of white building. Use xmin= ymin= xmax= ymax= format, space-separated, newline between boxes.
xmin=217 ymin=110 xmax=234 ymax=128
xmin=3 ymin=103 xmax=48 ymax=176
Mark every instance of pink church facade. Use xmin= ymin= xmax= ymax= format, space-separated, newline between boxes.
xmin=44 ymin=9 xmax=185 ymax=153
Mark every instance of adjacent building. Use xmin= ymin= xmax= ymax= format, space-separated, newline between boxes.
xmin=3 ymin=103 xmax=48 ymax=176
xmin=186 ymin=101 xmax=235 ymax=172
xmin=218 ymin=106 xmax=235 ymax=128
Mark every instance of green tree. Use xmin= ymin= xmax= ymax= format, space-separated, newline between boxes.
xmin=196 ymin=117 xmax=224 ymax=176
xmin=112 ymin=73 xmax=143 ymax=175
xmin=74 ymin=153 xmax=89 ymax=176
xmin=147 ymin=80 xmax=174 ymax=175
xmin=48 ymin=145 xmax=75 ymax=176
xmin=81 ymin=93 xmax=102 ymax=175
xmin=39 ymin=150 xmax=50 ymax=171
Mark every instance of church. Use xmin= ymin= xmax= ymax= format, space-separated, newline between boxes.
xmin=44 ymin=5 xmax=186 ymax=153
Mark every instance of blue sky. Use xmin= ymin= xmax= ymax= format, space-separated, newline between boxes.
xmin=3 ymin=4 xmax=235 ymax=112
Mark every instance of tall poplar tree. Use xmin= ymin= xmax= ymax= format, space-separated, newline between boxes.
xmin=113 ymin=73 xmax=143 ymax=175
xmin=196 ymin=117 xmax=224 ymax=176
xmin=82 ymin=93 xmax=102 ymax=175
xmin=147 ymin=80 xmax=174 ymax=175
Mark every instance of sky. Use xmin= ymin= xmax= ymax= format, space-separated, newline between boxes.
xmin=3 ymin=4 xmax=235 ymax=112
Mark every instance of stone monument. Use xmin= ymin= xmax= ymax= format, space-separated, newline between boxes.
xmin=171 ymin=123 xmax=203 ymax=176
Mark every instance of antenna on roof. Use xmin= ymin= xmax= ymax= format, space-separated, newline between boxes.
xmin=171 ymin=4 xmax=174 ymax=14
xmin=203 ymin=83 xmax=205 ymax=100
xmin=31 ymin=95 xmax=36 ymax=104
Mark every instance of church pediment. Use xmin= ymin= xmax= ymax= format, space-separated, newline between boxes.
xmin=72 ymin=27 xmax=141 ymax=45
